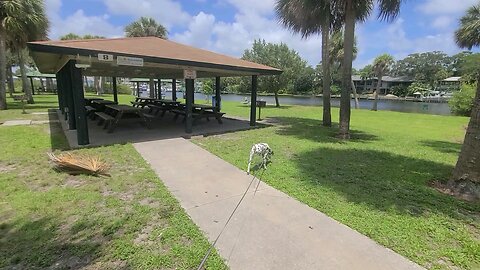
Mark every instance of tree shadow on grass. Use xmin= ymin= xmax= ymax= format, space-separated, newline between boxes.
xmin=420 ymin=140 xmax=462 ymax=154
xmin=271 ymin=116 xmax=378 ymax=143
xmin=0 ymin=217 xmax=127 ymax=269
xmin=291 ymin=146 xmax=479 ymax=221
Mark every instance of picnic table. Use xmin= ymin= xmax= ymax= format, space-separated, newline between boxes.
xmin=172 ymin=103 xmax=224 ymax=124
xmin=84 ymin=97 xmax=103 ymax=105
xmin=147 ymin=99 xmax=181 ymax=117
xmin=131 ymin=97 xmax=157 ymax=108
xmin=101 ymin=104 xmax=150 ymax=133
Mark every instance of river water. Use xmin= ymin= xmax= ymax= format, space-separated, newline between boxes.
xmin=161 ymin=92 xmax=453 ymax=116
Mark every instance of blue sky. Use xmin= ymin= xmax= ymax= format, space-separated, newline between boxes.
xmin=45 ymin=0 xmax=477 ymax=68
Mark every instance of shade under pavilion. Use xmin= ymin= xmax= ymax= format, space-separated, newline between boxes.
xmin=27 ymin=37 xmax=281 ymax=146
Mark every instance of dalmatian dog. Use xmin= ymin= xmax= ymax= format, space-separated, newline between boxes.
xmin=247 ymin=143 xmax=273 ymax=174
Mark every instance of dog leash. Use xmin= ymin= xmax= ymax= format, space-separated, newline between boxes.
xmin=196 ymin=168 xmax=264 ymax=270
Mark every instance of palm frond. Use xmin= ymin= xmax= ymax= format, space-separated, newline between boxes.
xmin=48 ymin=152 xmax=111 ymax=177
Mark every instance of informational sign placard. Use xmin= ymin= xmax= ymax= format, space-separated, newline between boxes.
xmin=117 ymin=56 xmax=144 ymax=67
xmin=98 ymin=53 xmax=114 ymax=62
xmin=184 ymin=69 xmax=197 ymax=79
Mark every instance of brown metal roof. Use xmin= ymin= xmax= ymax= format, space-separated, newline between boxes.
xmin=28 ymin=37 xmax=281 ymax=78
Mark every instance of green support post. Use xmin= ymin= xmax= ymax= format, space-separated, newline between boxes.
xmin=55 ymin=73 xmax=64 ymax=113
xmin=185 ymin=79 xmax=194 ymax=134
xmin=136 ymin=82 xmax=140 ymax=97
xmin=69 ymin=60 xmax=89 ymax=145
xmin=62 ymin=65 xmax=76 ymax=129
xmin=215 ymin=77 xmax=221 ymax=112
xmin=250 ymin=75 xmax=258 ymax=126
xmin=171 ymin=79 xmax=177 ymax=101
xmin=112 ymin=77 xmax=118 ymax=104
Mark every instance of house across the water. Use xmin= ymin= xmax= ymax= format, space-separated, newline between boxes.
xmin=352 ymin=75 xmax=414 ymax=94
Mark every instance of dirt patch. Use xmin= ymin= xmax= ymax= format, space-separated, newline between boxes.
xmin=0 ymin=163 xmax=16 ymax=173
xmin=84 ymin=260 xmax=128 ymax=270
xmin=63 ymin=176 xmax=85 ymax=188
xmin=429 ymin=179 xmax=480 ymax=202
xmin=48 ymin=254 xmax=92 ymax=270
xmin=139 ymin=197 xmax=160 ymax=208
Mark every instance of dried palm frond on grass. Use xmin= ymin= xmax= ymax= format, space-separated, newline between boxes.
xmin=48 ymin=152 xmax=111 ymax=176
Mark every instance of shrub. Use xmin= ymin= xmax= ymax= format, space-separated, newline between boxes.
xmin=407 ymin=82 xmax=431 ymax=96
xmin=449 ymin=83 xmax=476 ymax=116
xmin=390 ymin=85 xmax=409 ymax=97
xmin=117 ymin=84 xmax=132 ymax=94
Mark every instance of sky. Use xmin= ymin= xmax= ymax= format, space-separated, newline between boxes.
xmin=44 ymin=0 xmax=478 ymax=69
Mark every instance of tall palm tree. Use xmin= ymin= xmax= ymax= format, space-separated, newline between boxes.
xmin=276 ymin=0 xmax=339 ymax=127
xmin=371 ymin=54 xmax=394 ymax=111
xmin=125 ymin=17 xmax=168 ymax=98
xmin=125 ymin=17 xmax=168 ymax=39
xmin=338 ymin=0 xmax=403 ymax=139
xmin=451 ymin=3 xmax=480 ymax=186
xmin=1 ymin=0 xmax=49 ymax=105
xmin=329 ymin=30 xmax=360 ymax=109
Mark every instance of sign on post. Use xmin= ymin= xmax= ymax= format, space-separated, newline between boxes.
xmin=98 ymin=53 xmax=114 ymax=62
xmin=117 ymin=56 xmax=144 ymax=67
xmin=184 ymin=69 xmax=197 ymax=79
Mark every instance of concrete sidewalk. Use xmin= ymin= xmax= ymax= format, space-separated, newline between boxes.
xmin=134 ymin=138 xmax=423 ymax=270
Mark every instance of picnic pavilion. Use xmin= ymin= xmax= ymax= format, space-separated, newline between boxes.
xmin=27 ymin=37 xmax=281 ymax=146
xmin=26 ymin=71 xmax=57 ymax=94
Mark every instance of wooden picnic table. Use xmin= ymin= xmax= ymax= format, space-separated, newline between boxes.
xmin=84 ymin=97 xmax=104 ymax=105
xmin=91 ymin=99 xmax=117 ymax=111
xmin=172 ymin=103 xmax=224 ymax=124
xmin=104 ymin=104 xmax=150 ymax=133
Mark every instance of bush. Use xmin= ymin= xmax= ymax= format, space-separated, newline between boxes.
xmin=390 ymin=85 xmax=409 ymax=97
xmin=449 ymin=83 xmax=476 ymax=116
xmin=407 ymin=82 xmax=431 ymax=96
xmin=117 ymin=84 xmax=132 ymax=94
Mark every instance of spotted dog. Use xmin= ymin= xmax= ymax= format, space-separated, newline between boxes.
xmin=247 ymin=143 xmax=273 ymax=174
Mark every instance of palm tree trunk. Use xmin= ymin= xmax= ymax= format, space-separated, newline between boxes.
xmin=373 ymin=75 xmax=382 ymax=111
xmin=274 ymin=91 xmax=280 ymax=107
xmin=150 ymin=78 xmax=155 ymax=98
xmin=351 ymin=79 xmax=359 ymax=109
xmin=321 ymin=22 xmax=331 ymax=127
xmin=0 ymin=29 xmax=7 ymax=110
xmin=18 ymin=50 xmax=33 ymax=104
xmin=339 ymin=0 xmax=355 ymax=139
xmin=451 ymin=73 xmax=480 ymax=184
xmin=7 ymin=65 xmax=15 ymax=97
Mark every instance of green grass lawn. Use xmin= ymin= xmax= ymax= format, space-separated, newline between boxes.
xmin=194 ymin=102 xmax=480 ymax=270
xmin=0 ymin=94 xmax=226 ymax=269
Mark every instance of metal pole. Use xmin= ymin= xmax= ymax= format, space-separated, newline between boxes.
xmin=215 ymin=77 xmax=221 ymax=112
xmin=250 ymin=75 xmax=258 ymax=126
xmin=112 ymin=77 xmax=118 ymax=104
xmin=172 ymin=79 xmax=177 ymax=101
xmin=185 ymin=79 xmax=194 ymax=133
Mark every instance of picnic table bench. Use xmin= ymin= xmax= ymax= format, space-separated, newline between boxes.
xmin=94 ymin=112 xmax=115 ymax=129
xmin=103 ymin=104 xmax=150 ymax=133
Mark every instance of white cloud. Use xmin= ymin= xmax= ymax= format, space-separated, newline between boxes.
xmin=432 ymin=16 xmax=454 ymax=29
xmin=417 ymin=0 xmax=477 ymax=15
xmin=102 ymin=0 xmax=191 ymax=29
xmin=45 ymin=0 xmax=123 ymax=39
xmin=172 ymin=12 xmax=216 ymax=49
xmin=223 ymin=0 xmax=276 ymax=15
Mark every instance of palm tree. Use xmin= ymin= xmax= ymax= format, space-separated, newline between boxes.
xmin=372 ymin=54 xmax=394 ymax=111
xmin=1 ymin=0 xmax=49 ymax=105
xmin=276 ymin=0 xmax=338 ymax=127
xmin=451 ymin=3 xmax=480 ymax=187
xmin=125 ymin=17 xmax=168 ymax=98
xmin=329 ymin=30 xmax=360 ymax=109
xmin=338 ymin=0 xmax=403 ymax=139
xmin=125 ymin=17 xmax=168 ymax=39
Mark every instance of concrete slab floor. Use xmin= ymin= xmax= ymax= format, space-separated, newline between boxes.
xmin=134 ymin=138 xmax=424 ymax=270
xmin=57 ymin=110 xmax=259 ymax=148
